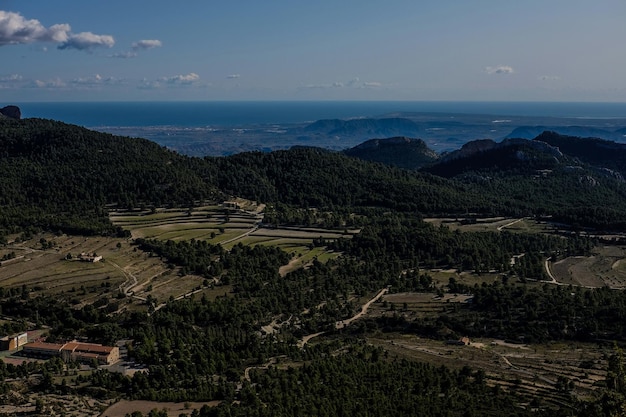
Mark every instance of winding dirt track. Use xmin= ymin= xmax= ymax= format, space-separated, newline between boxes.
xmin=298 ymin=287 xmax=388 ymax=347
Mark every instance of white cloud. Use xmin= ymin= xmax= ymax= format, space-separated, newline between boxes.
xmin=58 ymin=32 xmax=115 ymax=50
xmin=0 ymin=73 xmax=22 ymax=89
xmin=112 ymin=39 xmax=161 ymax=58
xmin=227 ymin=74 xmax=241 ymax=79
xmin=138 ymin=78 xmax=161 ymax=89
xmin=75 ymin=74 xmax=102 ymax=83
xmin=539 ymin=75 xmax=560 ymax=81
xmin=132 ymin=39 xmax=162 ymax=51
xmin=346 ymin=77 xmax=360 ymax=87
xmin=0 ymin=10 xmax=113 ymax=52
xmin=303 ymin=84 xmax=330 ymax=89
xmin=110 ymin=51 xmax=138 ymax=58
xmin=0 ymin=11 xmax=70 ymax=45
xmin=485 ymin=65 xmax=514 ymax=75
xmin=303 ymin=82 xmax=345 ymax=89
xmin=31 ymin=78 xmax=66 ymax=88
xmin=161 ymin=73 xmax=200 ymax=84
xmin=302 ymin=77 xmax=383 ymax=90
xmin=139 ymin=73 xmax=202 ymax=89
xmin=0 ymin=74 xmax=22 ymax=82
xmin=70 ymin=74 xmax=120 ymax=86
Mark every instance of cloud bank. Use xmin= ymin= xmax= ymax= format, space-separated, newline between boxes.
xmin=132 ymin=39 xmax=162 ymax=50
xmin=485 ymin=65 xmax=514 ymax=75
xmin=112 ymin=39 xmax=162 ymax=58
xmin=58 ymin=32 xmax=115 ymax=51
xmin=539 ymin=75 xmax=560 ymax=81
xmin=139 ymin=73 xmax=202 ymax=89
xmin=162 ymin=73 xmax=200 ymax=84
xmin=304 ymin=77 xmax=382 ymax=90
xmin=0 ymin=10 xmax=113 ymax=51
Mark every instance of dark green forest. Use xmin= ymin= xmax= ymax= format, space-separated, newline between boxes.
xmin=3 ymin=116 xmax=626 ymax=415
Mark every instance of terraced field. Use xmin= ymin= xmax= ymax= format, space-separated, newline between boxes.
xmin=110 ymin=203 xmax=358 ymax=275
xmin=0 ymin=233 xmax=207 ymax=309
xmin=371 ymin=334 xmax=607 ymax=409
xmin=363 ymin=291 xmax=610 ymax=408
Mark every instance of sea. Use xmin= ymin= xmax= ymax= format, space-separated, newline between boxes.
xmin=16 ymin=101 xmax=626 ymax=128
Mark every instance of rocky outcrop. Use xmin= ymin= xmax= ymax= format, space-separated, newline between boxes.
xmin=0 ymin=105 xmax=21 ymax=120
xmin=439 ymin=139 xmax=497 ymax=162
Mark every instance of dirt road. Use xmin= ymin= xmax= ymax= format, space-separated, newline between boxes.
xmin=299 ymin=287 xmax=388 ymax=347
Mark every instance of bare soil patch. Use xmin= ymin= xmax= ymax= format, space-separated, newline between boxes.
xmin=550 ymin=246 xmax=626 ymax=288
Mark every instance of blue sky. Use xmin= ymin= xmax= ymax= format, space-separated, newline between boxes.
xmin=1 ymin=0 xmax=625 ymax=102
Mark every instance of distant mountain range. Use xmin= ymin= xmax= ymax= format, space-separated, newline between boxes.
xmin=87 ymin=111 xmax=626 ymax=157
xmin=341 ymin=130 xmax=626 ymax=179
xmin=301 ymin=117 xmax=422 ymax=137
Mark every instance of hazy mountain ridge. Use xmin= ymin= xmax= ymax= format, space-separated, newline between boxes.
xmin=302 ymin=117 xmax=421 ymax=137
xmin=85 ymin=110 xmax=626 ymax=157
xmin=506 ymin=125 xmax=626 ymax=141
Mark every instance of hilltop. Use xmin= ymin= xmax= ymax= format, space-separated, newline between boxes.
xmin=342 ymin=136 xmax=438 ymax=170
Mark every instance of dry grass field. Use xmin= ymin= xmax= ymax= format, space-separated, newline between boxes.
xmin=424 ymin=217 xmax=560 ymax=234
xmin=550 ymin=246 xmax=626 ymax=288
xmin=0 ymin=232 xmax=215 ymax=309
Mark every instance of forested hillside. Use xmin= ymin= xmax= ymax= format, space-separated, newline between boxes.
xmin=0 ymin=117 xmax=220 ymax=235
xmin=3 ymin=116 xmax=626 ymax=416
xmin=2 ymin=118 xmax=626 ymax=236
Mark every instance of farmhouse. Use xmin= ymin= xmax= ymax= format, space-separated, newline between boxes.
xmin=78 ymin=252 xmax=103 ymax=263
xmin=22 ymin=341 xmax=119 ymax=365
xmin=446 ymin=337 xmax=470 ymax=346
xmin=22 ymin=341 xmax=64 ymax=358
xmin=0 ymin=332 xmax=28 ymax=351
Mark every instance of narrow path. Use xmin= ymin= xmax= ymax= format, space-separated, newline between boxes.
xmin=497 ymin=218 xmax=524 ymax=231
xmin=335 ymin=288 xmax=388 ymax=329
xmin=220 ymin=225 xmax=259 ymax=245
xmin=243 ymin=355 xmax=286 ymax=382
xmin=298 ymin=288 xmax=388 ymax=347
xmin=152 ymin=289 xmax=202 ymax=312
xmin=109 ymin=259 xmax=138 ymax=295
xmin=544 ymin=258 xmax=558 ymax=284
